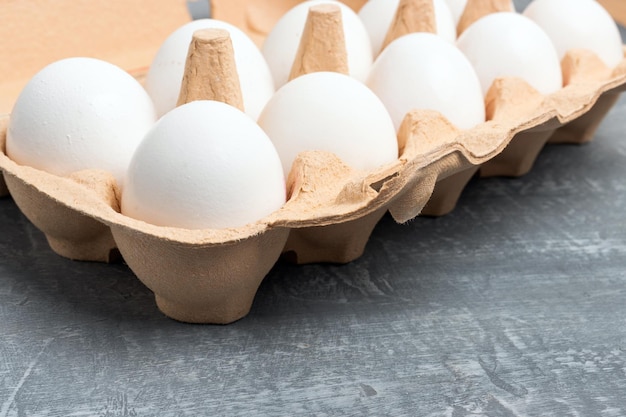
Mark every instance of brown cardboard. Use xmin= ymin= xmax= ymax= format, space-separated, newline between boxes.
xmin=549 ymin=48 xmax=625 ymax=144
xmin=549 ymin=92 xmax=621 ymax=144
xmin=382 ymin=0 xmax=437 ymax=51
xmin=3 ymin=167 xmax=119 ymax=263
xmin=282 ymin=208 xmax=387 ymax=264
xmin=479 ymin=77 xmax=553 ymax=177
xmin=177 ymin=29 xmax=245 ymax=110
xmin=288 ymin=4 xmax=350 ymax=81
xmin=457 ymin=0 xmax=514 ymax=35
xmin=0 ymin=0 xmax=625 ymax=323
xmin=420 ymin=166 xmax=479 ymax=216
xmin=210 ymin=0 xmax=367 ymax=46
xmin=112 ymin=224 xmax=289 ymax=324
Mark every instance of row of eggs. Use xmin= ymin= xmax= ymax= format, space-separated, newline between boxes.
xmin=6 ymin=0 xmax=623 ymax=231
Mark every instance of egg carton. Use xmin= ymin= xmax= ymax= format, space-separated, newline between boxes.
xmin=0 ymin=0 xmax=625 ymax=324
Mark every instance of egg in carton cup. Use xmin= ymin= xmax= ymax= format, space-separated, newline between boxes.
xmin=1 ymin=0 xmax=626 ymax=323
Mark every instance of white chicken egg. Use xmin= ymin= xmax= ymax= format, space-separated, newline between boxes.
xmin=6 ymin=57 xmax=156 ymax=187
xmin=523 ymin=0 xmax=623 ymax=69
xmin=358 ymin=0 xmax=456 ymax=55
xmin=146 ymin=19 xmax=275 ymax=120
xmin=262 ymin=0 xmax=373 ymax=88
xmin=366 ymin=32 xmax=485 ymax=131
xmin=122 ymin=100 xmax=286 ymax=230
xmin=257 ymin=71 xmax=398 ymax=177
xmin=456 ymin=12 xmax=563 ymax=95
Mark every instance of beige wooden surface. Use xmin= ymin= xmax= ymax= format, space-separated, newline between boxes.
xmin=0 ymin=0 xmax=191 ymax=114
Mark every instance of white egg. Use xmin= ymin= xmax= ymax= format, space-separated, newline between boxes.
xmin=366 ymin=32 xmax=485 ymax=131
xmin=122 ymin=100 xmax=286 ymax=230
xmin=6 ymin=57 xmax=156 ymax=186
xmin=146 ymin=19 xmax=275 ymax=120
xmin=358 ymin=0 xmax=456 ymax=55
xmin=523 ymin=0 xmax=623 ymax=69
xmin=262 ymin=0 xmax=373 ymax=88
xmin=258 ymin=71 xmax=398 ymax=177
xmin=456 ymin=12 xmax=563 ymax=95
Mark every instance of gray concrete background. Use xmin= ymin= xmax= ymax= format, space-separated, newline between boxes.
xmin=2 ymin=1 xmax=626 ymax=416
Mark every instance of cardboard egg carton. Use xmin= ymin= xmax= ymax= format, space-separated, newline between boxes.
xmin=0 ymin=0 xmax=625 ymax=323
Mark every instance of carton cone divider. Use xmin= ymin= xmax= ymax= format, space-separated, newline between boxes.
xmin=288 ymin=3 xmax=349 ymax=81
xmin=457 ymin=0 xmax=513 ymax=35
xmin=382 ymin=0 xmax=437 ymax=51
xmin=176 ymin=28 xmax=245 ymax=111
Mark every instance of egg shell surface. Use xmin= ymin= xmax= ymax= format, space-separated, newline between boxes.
xmin=257 ymin=71 xmax=398 ymax=177
xmin=262 ymin=0 xmax=373 ymax=88
xmin=456 ymin=12 xmax=563 ymax=95
xmin=146 ymin=19 xmax=275 ymax=120
xmin=366 ymin=32 xmax=485 ymax=131
xmin=6 ymin=57 xmax=156 ymax=187
xmin=523 ymin=0 xmax=623 ymax=69
xmin=358 ymin=0 xmax=456 ymax=55
xmin=122 ymin=100 xmax=286 ymax=230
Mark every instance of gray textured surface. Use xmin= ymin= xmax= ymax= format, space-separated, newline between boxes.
xmin=2 ymin=1 xmax=626 ymax=416
xmin=1 ymin=99 xmax=625 ymax=417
